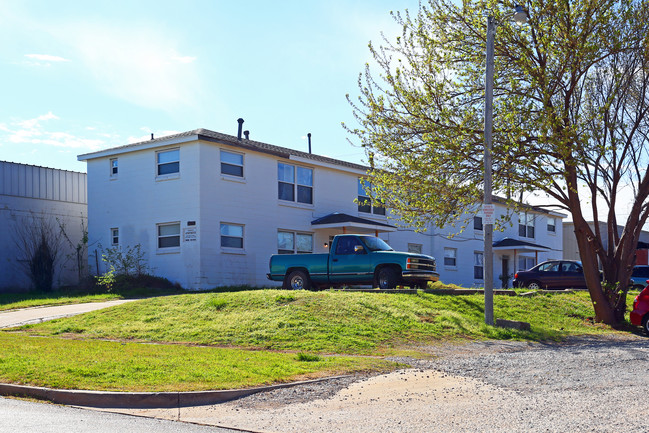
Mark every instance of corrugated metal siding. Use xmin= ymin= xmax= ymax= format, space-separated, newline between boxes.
xmin=0 ymin=161 xmax=87 ymax=204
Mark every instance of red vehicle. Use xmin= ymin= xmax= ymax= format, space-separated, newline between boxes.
xmin=630 ymin=284 xmax=649 ymax=335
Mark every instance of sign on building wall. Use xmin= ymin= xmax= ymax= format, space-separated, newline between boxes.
xmin=183 ymin=227 xmax=197 ymax=242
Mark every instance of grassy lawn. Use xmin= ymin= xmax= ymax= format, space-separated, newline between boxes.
xmin=0 ymin=288 xmax=636 ymax=392
xmin=0 ymin=292 xmax=122 ymax=312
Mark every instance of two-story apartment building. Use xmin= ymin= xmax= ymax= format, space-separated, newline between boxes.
xmin=77 ymin=127 xmax=564 ymax=290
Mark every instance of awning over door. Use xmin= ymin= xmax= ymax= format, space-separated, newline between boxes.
xmin=311 ymin=212 xmax=397 ymax=235
xmin=492 ymin=238 xmax=550 ymax=252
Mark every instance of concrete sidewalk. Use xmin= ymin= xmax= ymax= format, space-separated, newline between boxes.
xmin=0 ymin=299 xmax=135 ymax=328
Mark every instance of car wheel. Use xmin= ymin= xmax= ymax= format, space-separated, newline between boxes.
xmin=642 ymin=315 xmax=649 ymax=336
xmin=286 ymin=270 xmax=311 ymax=291
xmin=377 ymin=267 xmax=399 ymax=290
xmin=527 ymin=280 xmax=542 ymax=291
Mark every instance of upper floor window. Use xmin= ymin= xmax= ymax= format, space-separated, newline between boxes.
xmin=221 ymin=150 xmax=243 ymax=177
xmin=157 ymin=149 xmax=180 ymax=176
xmin=221 ymin=223 xmax=244 ymax=249
xmin=547 ymin=217 xmax=556 ymax=233
xmin=519 ymin=212 xmax=535 ymax=238
xmin=158 ymin=222 xmax=180 ymax=248
xmin=110 ymin=228 xmax=119 ymax=246
xmin=278 ymin=162 xmax=313 ymax=204
xmin=444 ymin=247 xmax=457 ymax=267
xmin=110 ymin=158 xmax=118 ymax=177
xmin=277 ymin=231 xmax=313 ymax=254
xmin=474 ymin=216 xmax=483 ymax=231
xmin=358 ymin=179 xmax=385 ymax=215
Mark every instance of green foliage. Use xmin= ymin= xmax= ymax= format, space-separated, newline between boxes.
xmin=100 ymin=244 xmax=148 ymax=277
xmin=95 ymin=266 xmax=116 ymax=292
xmin=297 ymin=353 xmax=322 ymax=362
xmin=346 ymin=0 xmax=649 ymax=324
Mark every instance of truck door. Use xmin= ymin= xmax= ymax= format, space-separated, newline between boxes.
xmin=329 ymin=236 xmax=372 ymax=284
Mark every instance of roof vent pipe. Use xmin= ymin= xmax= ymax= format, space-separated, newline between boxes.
xmin=307 ymin=133 xmax=312 ymax=154
xmin=151 ymin=133 xmax=154 ymax=140
xmin=237 ymin=118 xmax=244 ymax=141
xmin=244 ymin=130 xmax=249 ymax=140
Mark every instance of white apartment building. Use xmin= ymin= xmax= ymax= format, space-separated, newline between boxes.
xmin=78 ymin=127 xmax=564 ymax=290
xmin=0 ymin=161 xmax=87 ymax=290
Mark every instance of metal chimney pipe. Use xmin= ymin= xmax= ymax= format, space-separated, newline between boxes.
xmin=237 ymin=118 xmax=244 ymax=141
xmin=244 ymin=130 xmax=249 ymax=140
xmin=151 ymin=133 xmax=154 ymax=140
xmin=307 ymin=133 xmax=312 ymax=154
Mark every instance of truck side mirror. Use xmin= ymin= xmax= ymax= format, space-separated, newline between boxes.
xmin=354 ymin=245 xmax=365 ymax=253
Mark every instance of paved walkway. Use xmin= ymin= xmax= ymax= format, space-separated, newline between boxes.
xmin=0 ymin=299 xmax=135 ymax=328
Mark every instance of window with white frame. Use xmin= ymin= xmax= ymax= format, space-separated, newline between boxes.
xmin=474 ymin=252 xmax=484 ymax=280
xmin=547 ymin=217 xmax=556 ymax=233
xmin=110 ymin=228 xmax=119 ymax=246
xmin=408 ymin=243 xmax=423 ymax=254
xmin=444 ymin=248 xmax=457 ymax=267
xmin=357 ymin=178 xmax=386 ymax=215
xmin=278 ymin=162 xmax=313 ymax=204
xmin=474 ymin=216 xmax=483 ymax=231
xmin=277 ymin=231 xmax=313 ymax=254
xmin=110 ymin=158 xmax=118 ymax=177
xmin=157 ymin=149 xmax=180 ymax=176
xmin=220 ymin=150 xmax=243 ymax=177
xmin=518 ymin=212 xmax=535 ymax=238
xmin=157 ymin=222 xmax=180 ymax=248
xmin=220 ymin=223 xmax=244 ymax=249
xmin=518 ymin=257 xmax=535 ymax=271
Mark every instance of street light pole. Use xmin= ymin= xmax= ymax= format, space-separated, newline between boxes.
xmin=484 ymin=15 xmax=496 ymax=326
xmin=483 ymin=6 xmax=528 ymax=326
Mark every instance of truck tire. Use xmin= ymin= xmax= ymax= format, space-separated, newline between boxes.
xmin=285 ymin=270 xmax=311 ymax=291
xmin=377 ymin=267 xmax=399 ymax=290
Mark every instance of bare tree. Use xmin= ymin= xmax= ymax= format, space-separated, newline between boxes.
xmin=13 ymin=213 xmax=64 ymax=292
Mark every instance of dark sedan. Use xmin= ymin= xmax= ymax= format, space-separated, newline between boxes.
xmin=513 ymin=260 xmax=586 ymax=290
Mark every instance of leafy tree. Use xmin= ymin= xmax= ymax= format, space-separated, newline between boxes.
xmin=346 ymin=0 xmax=649 ymax=325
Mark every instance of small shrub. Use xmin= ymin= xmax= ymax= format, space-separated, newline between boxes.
xmin=207 ymin=297 xmax=228 ymax=310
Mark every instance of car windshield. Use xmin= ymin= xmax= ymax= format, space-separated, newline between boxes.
xmin=360 ymin=236 xmax=393 ymax=251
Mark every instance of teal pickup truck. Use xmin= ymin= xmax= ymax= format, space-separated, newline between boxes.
xmin=267 ymin=234 xmax=439 ymax=290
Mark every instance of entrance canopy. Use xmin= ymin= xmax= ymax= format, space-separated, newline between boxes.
xmin=311 ymin=212 xmax=396 ymax=235
xmin=492 ymin=237 xmax=550 ymax=252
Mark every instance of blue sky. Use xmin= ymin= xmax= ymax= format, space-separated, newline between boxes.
xmin=0 ymin=0 xmax=418 ymax=173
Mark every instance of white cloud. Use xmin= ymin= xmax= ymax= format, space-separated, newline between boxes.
xmin=50 ymin=22 xmax=202 ymax=111
xmin=24 ymin=54 xmax=69 ymax=62
xmin=0 ymin=113 xmax=106 ymax=151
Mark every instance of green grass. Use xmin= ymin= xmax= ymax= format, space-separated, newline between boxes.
xmin=17 ymin=290 xmax=623 ymax=354
xmin=0 ymin=292 xmax=122 ymax=311
xmin=1 ymin=288 xmax=635 ymax=392
xmin=0 ymin=332 xmax=394 ymax=392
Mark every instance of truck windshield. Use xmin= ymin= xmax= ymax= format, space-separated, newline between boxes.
xmin=360 ymin=236 xmax=393 ymax=251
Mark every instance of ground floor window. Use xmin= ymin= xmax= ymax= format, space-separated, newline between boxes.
xmin=277 ymin=231 xmax=313 ymax=254
xmin=221 ymin=223 xmax=244 ymax=249
xmin=518 ymin=257 xmax=536 ymax=271
xmin=444 ymin=248 xmax=457 ymax=267
xmin=474 ymin=252 xmax=484 ymax=280
xmin=111 ymin=228 xmax=119 ymax=246
xmin=157 ymin=222 xmax=180 ymax=248
xmin=408 ymin=243 xmax=422 ymax=254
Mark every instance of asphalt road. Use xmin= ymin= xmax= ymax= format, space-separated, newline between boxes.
xmin=0 ymin=397 xmax=249 ymax=433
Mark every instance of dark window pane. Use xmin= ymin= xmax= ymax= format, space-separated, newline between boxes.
xmin=159 ymin=236 xmax=180 ymax=248
xmin=297 ymin=185 xmax=312 ymax=204
xmin=519 ymin=224 xmax=526 ymax=237
xmin=373 ymin=205 xmax=386 ymax=215
xmin=221 ymin=236 xmax=243 ymax=248
xmin=278 ymin=182 xmax=294 ymax=201
xmin=474 ymin=266 xmax=483 ymax=279
xmin=158 ymin=162 xmax=179 ymax=175
xmin=444 ymin=257 xmax=456 ymax=266
xmin=528 ymin=226 xmax=535 ymax=238
xmin=474 ymin=217 xmax=483 ymax=230
xmin=221 ymin=163 xmax=243 ymax=177
xmin=358 ymin=196 xmax=371 ymax=213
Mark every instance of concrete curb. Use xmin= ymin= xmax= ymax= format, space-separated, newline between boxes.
xmin=0 ymin=376 xmax=346 ymax=409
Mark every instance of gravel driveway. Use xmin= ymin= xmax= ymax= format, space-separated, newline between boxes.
xmin=105 ymin=334 xmax=649 ymax=433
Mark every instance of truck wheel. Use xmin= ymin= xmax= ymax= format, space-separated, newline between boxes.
xmin=377 ymin=267 xmax=398 ymax=290
xmin=286 ymin=270 xmax=311 ymax=291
